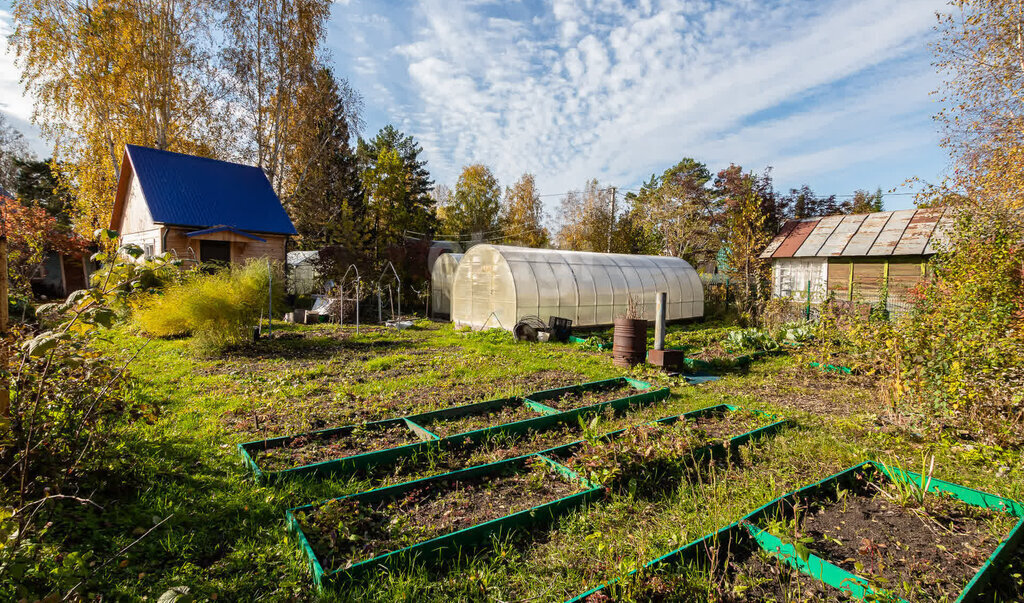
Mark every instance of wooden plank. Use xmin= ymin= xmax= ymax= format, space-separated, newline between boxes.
xmin=827 ymin=260 xmax=850 ymax=299
xmin=851 ymin=261 xmax=885 ymax=303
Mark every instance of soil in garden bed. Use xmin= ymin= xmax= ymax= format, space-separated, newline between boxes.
xmin=536 ymin=383 xmax=641 ymax=411
xmin=365 ymin=424 xmax=594 ymax=487
xmin=253 ymin=423 xmax=419 ymax=471
xmin=771 ymin=478 xmax=1017 ymax=601
xmin=584 ymin=539 xmax=850 ymax=602
xmin=296 ymin=458 xmax=587 ymax=572
xmin=687 ymin=409 xmax=778 ymax=441
xmin=415 ymin=401 xmax=542 ymax=437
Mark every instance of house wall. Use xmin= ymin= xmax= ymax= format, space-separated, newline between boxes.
xmin=164 ymin=227 xmax=287 ymax=265
xmin=770 ymin=258 xmax=828 ymax=303
xmin=118 ymin=173 xmax=163 ymax=256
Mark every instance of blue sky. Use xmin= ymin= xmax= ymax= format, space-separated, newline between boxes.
xmin=1 ymin=0 xmax=949 ymax=212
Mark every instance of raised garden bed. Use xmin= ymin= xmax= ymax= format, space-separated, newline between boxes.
xmin=253 ymin=422 xmax=421 ymax=471
xmin=580 ymin=532 xmax=850 ymax=602
xmin=570 ymin=520 xmax=851 ymax=602
xmin=525 ymin=377 xmax=657 ymax=412
xmin=287 ymin=454 xmax=601 ymax=588
xmin=407 ymin=397 xmax=551 ymax=438
xmin=239 ymin=378 xmax=669 ymax=482
xmin=568 ymin=461 xmax=1024 ymax=602
xmin=744 ymin=461 xmax=1024 ymax=602
xmin=687 ymin=407 xmax=779 ymax=441
xmin=239 ymin=418 xmax=434 ymax=480
xmin=549 ymin=405 xmax=790 ymax=495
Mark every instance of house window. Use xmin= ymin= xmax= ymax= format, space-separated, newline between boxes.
xmin=144 ymin=243 xmax=155 ymax=258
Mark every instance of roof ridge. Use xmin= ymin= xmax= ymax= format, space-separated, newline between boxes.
xmin=126 ymin=144 xmax=265 ymax=172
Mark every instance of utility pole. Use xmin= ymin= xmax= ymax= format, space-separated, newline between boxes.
xmin=607 ymin=186 xmax=617 ymax=253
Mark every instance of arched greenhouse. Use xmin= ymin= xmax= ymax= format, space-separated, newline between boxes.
xmin=431 ymin=253 xmax=463 ymax=318
xmin=450 ymin=245 xmax=703 ymax=330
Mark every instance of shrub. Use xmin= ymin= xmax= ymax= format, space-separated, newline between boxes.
xmin=2 ymin=236 xmax=157 ymax=600
xmin=891 ymin=209 xmax=1024 ymax=441
xmin=133 ymin=260 xmax=284 ymax=349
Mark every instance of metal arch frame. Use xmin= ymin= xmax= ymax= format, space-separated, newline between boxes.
xmin=376 ymin=261 xmax=402 ymax=324
xmin=340 ymin=264 xmax=361 ymax=335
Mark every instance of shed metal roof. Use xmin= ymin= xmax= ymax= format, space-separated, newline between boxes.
xmin=760 ymin=207 xmax=951 ymax=259
xmin=112 ymin=145 xmax=297 ymax=235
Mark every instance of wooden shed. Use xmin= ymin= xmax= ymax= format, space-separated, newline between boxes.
xmin=760 ymin=207 xmax=953 ymax=307
xmin=109 ymin=145 xmax=296 ymax=265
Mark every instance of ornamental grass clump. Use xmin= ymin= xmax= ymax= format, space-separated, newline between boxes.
xmin=132 ymin=260 xmax=284 ymax=349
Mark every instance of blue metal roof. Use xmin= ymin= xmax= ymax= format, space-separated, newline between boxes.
xmin=126 ymin=145 xmax=297 ymax=235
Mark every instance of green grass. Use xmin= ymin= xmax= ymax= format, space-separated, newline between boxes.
xmin=26 ymin=321 xmax=1024 ymax=601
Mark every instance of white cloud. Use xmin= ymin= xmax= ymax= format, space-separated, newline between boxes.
xmin=0 ymin=10 xmax=33 ymax=121
xmin=335 ymin=0 xmax=947 ymax=209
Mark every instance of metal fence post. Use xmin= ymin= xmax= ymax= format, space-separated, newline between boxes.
xmin=805 ymin=280 xmax=811 ymax=320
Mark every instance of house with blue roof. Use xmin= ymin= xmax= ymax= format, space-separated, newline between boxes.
xmin=109 ymin=145 xmax=297 ymax=265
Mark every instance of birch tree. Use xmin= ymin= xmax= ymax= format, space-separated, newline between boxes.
xmin=12 ymin=0 xmax=226 ymax=233
xmin=221 ymin=0 xmax=331 ymax=197
xmin=501 ymin=173 xmax=549 ymax=248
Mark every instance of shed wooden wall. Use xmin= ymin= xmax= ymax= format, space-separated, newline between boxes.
xmin=826 ymin=257 xmax=928 ymax=304
xmin=164 ymin=228 xmax=287 ymax=264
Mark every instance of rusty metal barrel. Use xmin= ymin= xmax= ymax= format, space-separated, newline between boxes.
xmin=612 ymin=318 xmax=648 ymax=367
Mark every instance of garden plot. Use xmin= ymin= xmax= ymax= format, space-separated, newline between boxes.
xmin=288 ymin=455 xmax=600 ymax=587
xmin=740 ymin=461 xmax=1024 ymax=602
xmin=239 ymin=378 xmax=668 ymax=481
xmin=581 ymin=537 xmax=851 ymax=602
xmin=409 ymin=397 xmax=549 ymax=437
xmin=550 ymin=405 xmax=789 ymax=495
xmin=340 ymin=402 xmax=678 ymax=489
xmin=241 ymin=419 xmax=432 ymax=478
xmin=744 ymin=465 xmax=1022 ymax=602
xmin=687 ymin=407 xmax=779 ymax=441
xmin=220 ymin=368 xmax=582 ymax=437
xmin=526 ymin=377 xmax=653 ymax=412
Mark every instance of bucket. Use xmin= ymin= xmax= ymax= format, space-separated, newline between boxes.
xmin=612 ymin=318 xmax=648 ymax=367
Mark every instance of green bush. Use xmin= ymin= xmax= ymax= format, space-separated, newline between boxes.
xmin=132 ymin=260 xmax=284 ymax=349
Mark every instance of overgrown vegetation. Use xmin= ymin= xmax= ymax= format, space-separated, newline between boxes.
xmin=133 ymin=260 xmax=284 ymax=350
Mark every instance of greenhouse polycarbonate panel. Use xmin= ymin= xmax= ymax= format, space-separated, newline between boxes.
xmin=430 ymin=253 xmax=463 ymax=316
xmin=451 ymin=245 xmax=702 ymax=330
